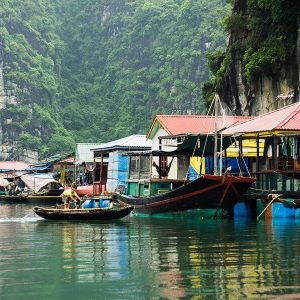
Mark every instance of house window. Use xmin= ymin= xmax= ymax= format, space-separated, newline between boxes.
xmin=129 ymin=156 xmax=139 ymax=179
xmin=140 ymin=156 xmax=150 ymax=179
xmin=159 ymin=156 xmax=168 ymax=173
xmin=129 ymin=156 xmax=151 ymax=179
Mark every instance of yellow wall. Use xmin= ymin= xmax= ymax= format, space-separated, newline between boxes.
xmin=190 ymin=157 xmax=205 ymax=174
xmin=226 ymin=139 xmax=264 ymax=157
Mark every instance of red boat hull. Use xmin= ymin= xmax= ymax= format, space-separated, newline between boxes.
xmin=117 ymin=175 xmax=256 ymax=215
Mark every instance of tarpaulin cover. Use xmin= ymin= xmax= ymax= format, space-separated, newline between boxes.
xmin=20 ymin=173 xmax=60 ymax=193
xmin=26 ymin=163 xmax=53 ymax=172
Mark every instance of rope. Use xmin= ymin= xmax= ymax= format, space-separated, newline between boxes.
xmin=229 ymin=135 xmax=251 ymax=177
xmin=256 ymin=194 xmax=280 ymax=220
xmin=236 ymin=136 xmax=251 ymax=177
xmin=184 ymin=135 xmax=200 ymax=183
xmin=229 ymin=136 xmax=243 ymax=175
xmin=183 ymin=98 xmax=215 ymax=182
xmin=198 ymin=99 xmax=216 ymax=172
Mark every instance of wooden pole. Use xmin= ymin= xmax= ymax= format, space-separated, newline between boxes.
xmin=256 ymin=134 xmax=259 ymax=173
xmin=92 ymin=156 xmax=95 ymax=183
xmin=220 ymin=134 xmax=223 ymax=175
xmin=214 ymin=127 xmax=218 ymax=175
xmin=138 ymin=154 xmax=141 ymax=180
xmin=224 ymin=148 xmax=227 ymax=171
xmin=273 ymin=135 xmax=277 ymax=170
xmin=159 ymin=138 xmax=162 ymax=179
xmin=239 ymin=137 xmax=243 ymax=175
xmin=100 ymin=152 xmax=103 ymax=194
xmin=60 ymin=163 xmax=66 ymax=185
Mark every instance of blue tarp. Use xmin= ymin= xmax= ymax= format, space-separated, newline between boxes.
xmin=205 ymin=157 xmax=249 ymax=176
xmin=25 ymin=162 xmax=53 ymax=172
xmin=188 ymin=157 xmax=250 ymax=179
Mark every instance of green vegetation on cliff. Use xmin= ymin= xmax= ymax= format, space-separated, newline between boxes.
xmin=205 ymin=0 xmax=299 ymax=103
xmin=0 ymin=0 xmax=229 ymax=158
xmin=0 ymin=0 xmax=74 ymax=158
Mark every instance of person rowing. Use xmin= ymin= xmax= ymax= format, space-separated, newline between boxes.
xmin=61 ymin=183 xmax=82 ymax=209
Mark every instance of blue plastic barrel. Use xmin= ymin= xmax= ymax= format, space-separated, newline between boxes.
xmin=234 ymin=202 xmax=251 ymax=218
xmin=82 ymin=199 xmax=96 ymax=209
xmin=100 ymin=199 xmax=110 ymax=208
xmin=272 ymin=202 xmax=295 ymax=218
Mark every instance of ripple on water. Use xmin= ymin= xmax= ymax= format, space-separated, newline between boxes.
xmin=0 ymin=205 xmax=300 ymax=299
xmin=0 ymin=216 xmax=41 ymax=223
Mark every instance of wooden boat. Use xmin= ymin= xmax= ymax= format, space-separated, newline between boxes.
xmin=20 ymin=173 xmax=64 ymax=203
xmin=0 ymin=193 xmax=63 ymax=204
xmin=116 ymin=174 xmax=256 ymax=215
xmin=33 ymin=201 xmax=133 ymax=220
xmin=0 ymin=173 xmax=65 ymax=204
xmin=0 ymin=190 xmax=63 ymax=204
xmin=0 ymin=195 xmax=28 ymax=203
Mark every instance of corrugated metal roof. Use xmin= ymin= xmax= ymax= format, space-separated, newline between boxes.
xmin=278 ymin=108 xmax=300 ymax=130
xmin=0 ymin=161 xmax=29 ymax=171
xmin=147 ymin=115 xmax=252 ymax=139
xmin=75 ymin=143 xmax=103 ymax=164
xmin=223 ymin=102 xmax=300 ymax=134
xmin=91 ymin=135 xmax=151 ymax=152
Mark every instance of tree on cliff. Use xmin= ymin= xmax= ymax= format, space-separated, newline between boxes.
xmin=0 ymin=0 xmax=229 ymax=158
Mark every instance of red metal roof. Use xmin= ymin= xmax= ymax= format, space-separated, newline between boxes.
xmin=0 ymin=161 xmax=29 ymax=171
xmin=147 ymin=115 xmax=252 ymax=138
xmin=224 ymin=102 xmax=300 ymax=134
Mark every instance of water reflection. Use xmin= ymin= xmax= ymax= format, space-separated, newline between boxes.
xmin=33 ymin=220 xmax=132 ymax=284
xmin=0 ymin=204 xmax=300 ymax=299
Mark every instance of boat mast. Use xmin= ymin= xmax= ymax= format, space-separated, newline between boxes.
xmin=213 ymin=94 xmax=218 ymax=175
xmin=213 ymin=94 xmax=223 ymax=176
xmin=220 ymin=132 xmax=223 ymax=176
xmin=219 ymin=94 xmax=223 ymax=175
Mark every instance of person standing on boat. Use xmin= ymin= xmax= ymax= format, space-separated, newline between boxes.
xmin=62 ymin=184 xmax=81 ymax=209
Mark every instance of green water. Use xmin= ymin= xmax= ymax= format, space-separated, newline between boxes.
xmin=1 ymin=204 xmax=300 ymax=299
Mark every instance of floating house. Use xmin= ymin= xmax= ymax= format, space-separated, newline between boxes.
xmin=75 ymin=143 xmax=103 ymax=166
xmin=126 ymin=115 xmax=251 ymax=197
xmin=223 ymin=102 xmax=300 ymax=194
xmin=222 ymin=102 xmax=300 ymax=219
xmin=91 ymin=135 xmax=151 ymax=194
xmin=148 ymin=115 xmax=252 ymax=177
xmin=74 ymin=143 xmax=103 ymax=185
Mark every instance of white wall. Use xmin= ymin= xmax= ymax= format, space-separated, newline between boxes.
xmin=150 ymin=128 xmax=179 ymax=179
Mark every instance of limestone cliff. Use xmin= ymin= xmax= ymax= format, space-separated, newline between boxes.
xmin=0 ymin=37 xmax=22 ymax=161
xmin=215 ymin=0 xmax=300 ymax=115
